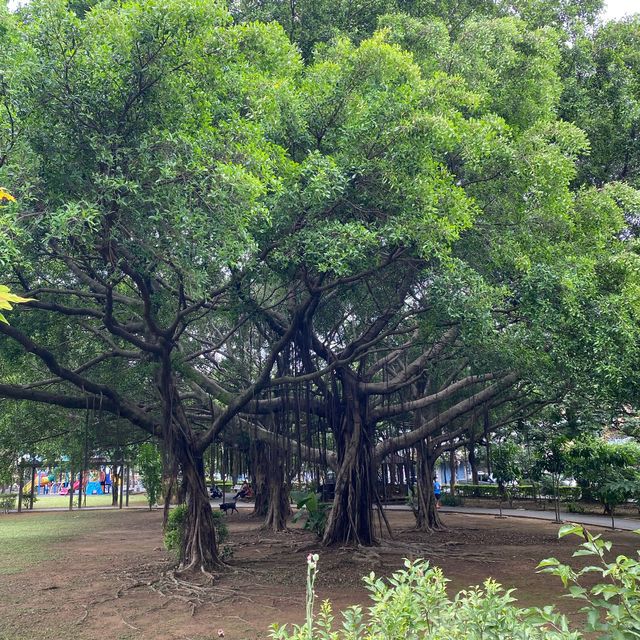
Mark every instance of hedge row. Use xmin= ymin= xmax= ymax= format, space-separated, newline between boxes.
xmin=445 ymin=484 xmax=582 ymax=501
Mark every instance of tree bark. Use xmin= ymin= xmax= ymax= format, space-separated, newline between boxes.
xmin=251 ymin=441 xmax=269 ymax=518
xmin=413 ymin=441 xmax=444 ymax=532
xmin=251 ymin=441 xmax=291 ymax=530
xmin=262 ymin=444 xmax=291 ymax=531
xmin=159 ymin=356 xmax=222 ymax=573
xmin=176 ymin=445 xmax=221 ymax=573
xmin=322 ymin=378 xmax=375 ymax=546
xmin=449 ymin=450 xmax=457 ymax=497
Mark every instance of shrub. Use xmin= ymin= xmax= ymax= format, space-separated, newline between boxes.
xmin=455 ymin=484 xmax=500 ymax=499
xmin=164 ymin=504 xmax=187 ymax=559
xmin=539 ymin=524 xmax=640 ymax=637
xmin=0 ymin=494 xmax=16 ymax=513
xmin=272 ymin=527 xmax=640 ymax=639
xmin=270 ymin=556 xmax=578 ymax=640
xmin=440 ymin=493 xmax=463 ymax=506
xmin=163 ymin=504 xmax=228 ymax=561
xmin=565 ymin=501 xmax=585 ymax=514
xmin=452 ymin=484 xmax=580 ymax=502
xmin=293 ymin=492 xmax=330 ymax=538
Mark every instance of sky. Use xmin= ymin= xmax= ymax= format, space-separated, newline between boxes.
xmin=4 ymin=0 xmax=640 ymax=24
xmin=602 ymin=0 xmax=640 ymax=20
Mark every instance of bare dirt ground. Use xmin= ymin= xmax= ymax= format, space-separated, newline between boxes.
xmin=0 ymin=508 xmax=638 ymax=640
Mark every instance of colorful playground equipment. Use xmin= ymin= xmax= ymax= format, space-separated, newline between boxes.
xmin=23 ymin=471 xmax=55 ymax=495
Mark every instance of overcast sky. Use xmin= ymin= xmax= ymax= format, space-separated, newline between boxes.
xmin=603 ymin=0 xmax=639 ymax=20
xmin=4 ymin=0 xmax=640 ymax=24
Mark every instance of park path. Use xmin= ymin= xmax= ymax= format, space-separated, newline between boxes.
xmin=382 ymin=503 xmax=640 ymax=531
xmin=11 ymin=499 xmax=640 ymax=531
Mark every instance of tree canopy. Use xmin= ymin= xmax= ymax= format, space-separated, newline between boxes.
xmin=0 ymin=0 xmax=639 ymax=566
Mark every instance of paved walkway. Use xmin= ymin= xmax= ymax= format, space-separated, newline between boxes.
xmin=7 ymin=501 xmax=640 ymax=532
xmin=388 ymin=504 xmax=640 ymax=531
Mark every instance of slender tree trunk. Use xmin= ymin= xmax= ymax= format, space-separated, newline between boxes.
xmin=469 ymin=444 xmax=479 ymax=486
xmin=17 ymin=466 xmax=24 ymax=513
xmin=323 ymin=380 xmax=375 ymax=546
xmin=112 ymin=463 xmax=119 ymax=507
xmin=449 ymin=450 xmax=457 ymax=497
xmin=414 ymin=442 xmax=444 ymax=532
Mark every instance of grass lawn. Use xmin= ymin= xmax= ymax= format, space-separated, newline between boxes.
xmin=0 ymin=511 xmax=107 ymax=575
xmin=30 ymin=493 xmax=149 ymax=509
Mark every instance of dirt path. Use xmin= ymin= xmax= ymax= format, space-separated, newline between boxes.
xmin=0 ymin=509 xmax=638 ymax=640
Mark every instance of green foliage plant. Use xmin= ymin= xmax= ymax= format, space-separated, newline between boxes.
xmin=163 ymin=504 xmax=187 ymax=561
xmin=293 ymin=492 xmax=330 ymax=538
xmin=164 ymin=504 xmax=228 ymax=562
xmin=439 ymin=492 xmax=464 ymax=506
xmin=538 ymin=524 xmax=640 ymax=638
xmin=491 ymin=441 xmax=520 ymax=513
xmin=0 ymin=493 xmax=16 ymax=513
xmin=567 ymin=440 xmax=640 ymax=520
xmin=270 ymin=556 xmax=579 ymax=640
xmin=137 ymin=443 xmax=162 ymax=510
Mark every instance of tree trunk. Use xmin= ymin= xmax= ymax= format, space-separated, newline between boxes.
xmin=112 ymin=462 xmax=119 ymax=507
xmin=469 ymin=444 xmax=479 ymax=486
xmin=262 ymin=445 xmax=291 ymax=532
xmin=176 ymin=445 xmax=221 ymax=573
xmin=161 ymin=442 xmax=178 ymax=529
xmin=449 ymin=450 xmax=457 ymax=497
xmin=251 ymin=441 xmax=269 ymax=518
xmin=252 ymin=441 xmax=291 ymax=530
xmin=414 ymin=442 xmax=444 ymax=532
xmin=322 ymin=381 xmax=375 ymax=546
xmin=158 ymin=352 xmax=222 ymax=573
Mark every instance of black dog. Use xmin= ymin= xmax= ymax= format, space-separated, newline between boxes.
xmin=219 ymin=501 xmax=238 ymax=515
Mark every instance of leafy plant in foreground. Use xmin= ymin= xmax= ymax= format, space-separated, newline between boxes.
xmin=270 ymin=556 xmax=578 ymax=639
xmin=538 ymin=524 xmax=640 ymax=638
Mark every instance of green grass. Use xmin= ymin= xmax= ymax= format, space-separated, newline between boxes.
xmin=0 ymin=511 xmax=107 ymax=575
xmin=28 ymin=492 xmax=149 ymax=509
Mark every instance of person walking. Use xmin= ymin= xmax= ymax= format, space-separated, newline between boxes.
xmin=433 ymin=476 xmax=441 ymax=509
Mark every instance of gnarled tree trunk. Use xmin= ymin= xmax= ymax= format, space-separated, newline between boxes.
xmin=413 ymin=441 xmax=444 ymax=532
xmin=322 ymin=379 xmax=375 ymax=546
xmin=251 ymin=441 xmax=291 ymax=530
xmin=176 ymin=445 xmax=221 ymax=573
xmin=159 ymin=356 xmax=221 ymax=573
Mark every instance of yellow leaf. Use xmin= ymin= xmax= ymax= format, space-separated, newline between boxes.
xmin=0 ymin=287 xmax=34 ymax=323
xmin=0 ymin=188 xmax=16 ymax=203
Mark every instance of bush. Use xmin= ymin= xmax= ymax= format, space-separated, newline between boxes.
xmin=539 ymin=524 xmax=640 ymax=637
xmin=455 ymin=484 xmax=500 ymax=499
xmin=293 ymin=492 xmax=330 ymax=538
xmin=272 ymin=527 xmax=640 ymax=639
xmin=270 ymin=557 xmax=577 ymax=639
xmin=452 ymin=484 xmax=581 ymax=502
xmin=565 ymin=502 xmax=585 ymax=514
xmin=440 ymin=493 xmax=463 ymax=506
xmin=163 ymin=504 xmax=228 ymax=561
xmin=559 ymin=487 xmax=582 ymax=501
xmin=137 ymin=443 xmax=162 ymax=510
xmin=0 ymin=494 xmax=16 ymax=513
xmin=164 ymin=504 xmax=187 ymax=559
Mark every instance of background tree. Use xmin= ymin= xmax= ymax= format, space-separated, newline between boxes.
xmin=137 ymin=443 xmax=162 ymax=511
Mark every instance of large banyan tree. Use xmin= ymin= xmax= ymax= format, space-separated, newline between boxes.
xmin=1 ymin=0 xmax=639 ymax=570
